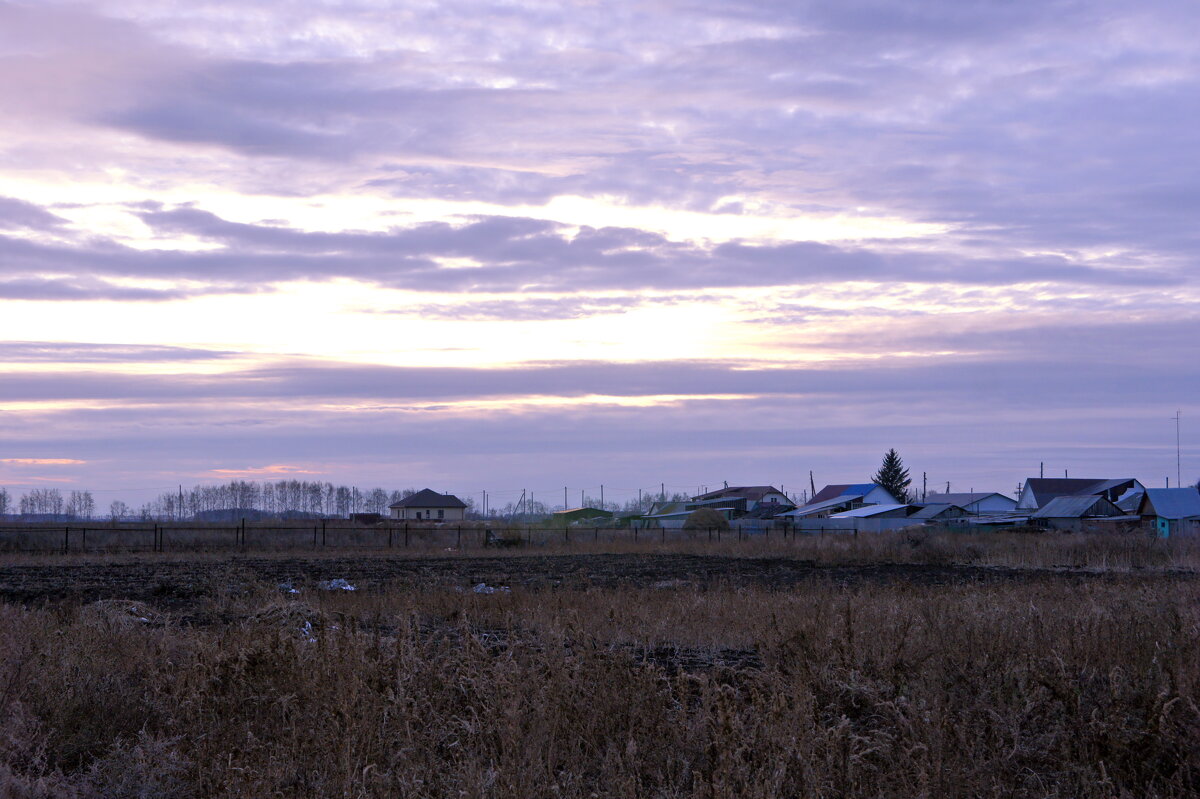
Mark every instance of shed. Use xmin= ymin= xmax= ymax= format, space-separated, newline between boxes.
xmin=908 ymin=503 xmax=968 ymax=521
xmin=1031 ymin=495 xmax=1122 ymax=531
xmin=1137 ymin=489 xmax=1200 ymax=537
xmin=552 ymin=507 xmax=614 ymax=525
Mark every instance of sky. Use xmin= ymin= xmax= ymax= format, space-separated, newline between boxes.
xmin=1 ymin=0 xmax=1198 ymax=509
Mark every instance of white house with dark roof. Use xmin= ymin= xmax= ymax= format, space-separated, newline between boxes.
xmin=389 ymin=488 xmax=467 ymax=521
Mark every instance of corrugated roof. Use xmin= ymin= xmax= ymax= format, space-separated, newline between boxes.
xmin=1141 ymin=489 xmax=1200 ymax=520
xmin=923 ymin=492 xmax=1012 ymax=506
xmin=784 ymin=495 xmax=860 ymax=517
xmin=1032 ymin=495 xmax=1120 ymax=519
xmin=693 ymin=485 xmax=784 ymax=501
xmin=1022 ymin=478 xmax=1138 ymax=507
xmin=806 ymin=483 xmax=876 ymax=505
xmin=909 ymin=503 xmax=964 ymax=519
xmin=829 ymin=504 xmax=910 ymax=518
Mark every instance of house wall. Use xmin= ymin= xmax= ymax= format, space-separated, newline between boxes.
xmin=752 ymin=492 xmax=790 ymax=508
xmin=390 ymin=507 xmax=466 ymax=521
xmin=863 ymin=486 xmax=900 ymax=505
xmin=969 ymin=495 xmax=1018 ymax=513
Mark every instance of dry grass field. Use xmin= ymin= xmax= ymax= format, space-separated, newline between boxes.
xmin=1 ymin=535 xmax=1198 ymax=797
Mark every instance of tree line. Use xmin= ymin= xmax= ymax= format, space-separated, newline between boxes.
xmin=0 ymin=481 xmax=435 ymax=521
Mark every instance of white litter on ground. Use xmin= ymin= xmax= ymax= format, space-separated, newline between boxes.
xmin=317 ymin=578 xmax=357 ymax=591
xmin=472 ymin=583 xmax=511 ymax=594
xmin=277 ymin=581 xmax=301 ymax=594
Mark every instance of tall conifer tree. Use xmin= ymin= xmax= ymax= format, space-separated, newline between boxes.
xmin=873 ymin=449 xmax=913 ymax=503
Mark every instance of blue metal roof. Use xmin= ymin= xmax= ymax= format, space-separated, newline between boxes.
xmin=1142 ymin=489 xmax=1200 ymax=520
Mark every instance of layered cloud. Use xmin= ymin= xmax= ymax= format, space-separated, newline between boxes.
xmin=1 ymin=0 xmax=1197 ymax=499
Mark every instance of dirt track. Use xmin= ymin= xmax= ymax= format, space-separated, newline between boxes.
xmin=0 ymin=552 xmax=1181 ymax=605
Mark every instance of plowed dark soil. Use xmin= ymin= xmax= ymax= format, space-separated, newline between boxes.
xmin=0 ymin=553 xmax=1176 ymax=606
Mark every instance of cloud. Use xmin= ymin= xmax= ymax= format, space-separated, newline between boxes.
xmin=0 ymin=274 xmax=267 ymax=302
xmin=0 ymin=341 xmax=234 ymax=363
xmin=209 ymin=464 xmax=323 ymax=477
xmin=0 ymin=197 xmax=66 ymax=230
xmin=0 ymin=458 xmax=85 ymax=465
xmin=0 ymin=205 xmax=1152 ymax=294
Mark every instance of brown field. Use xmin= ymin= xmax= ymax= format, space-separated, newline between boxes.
xmin=2 ymin=536 xmax=1198 ymax=797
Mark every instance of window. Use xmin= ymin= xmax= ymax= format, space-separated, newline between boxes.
xmin=437 ymin=509 xmax=444 ymax=520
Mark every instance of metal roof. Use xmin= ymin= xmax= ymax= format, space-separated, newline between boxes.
xmin=829 ymin=504 xmax=910 ymax=518
xmin=783 ymin=495 xmax=861 ymax=517
xmin=1032 ymin=495 xmax=1120 ymax=519
xmin=1022 ymin=478 xmax=1138 ymax=507
xmin=923 ymin=492 xmax=1013 ymax=506
xmin=1140 ymin=489 xmax=1200 ymax=520
xmin=806 ymin=483 xmax=876 ymax=505
xmin=909 ymin=503 xmax=964 ymax=519
xmin=693 ymin=485 xmax=784 ymax=502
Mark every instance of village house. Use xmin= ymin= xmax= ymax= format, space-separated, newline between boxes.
xmin=785 ymin=483 xmax=899 ymax=519
xmin=690 ymin=485 xmax=793 ymax=514
xmin=1016 ymin=478 xmax=1143 ymax=510
xmin=388 ymin=489 xmax=467 ymax=521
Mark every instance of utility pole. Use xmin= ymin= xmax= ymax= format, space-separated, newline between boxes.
xmin=1174 ymin=410 xmax=1182 ymax=489
xmin=564 ymin=486 xmax=568 ymax=510
xmin=1040 ymin=462 xmax=1044 ymax=479
xmin=600 ymin=484 xmax=604 ymax=510
xmin=945 ymin=481 xmax=950 ymax=493
xmin=660 ymin=483 xmax=665 ymax=501
xmin=809 ymin=470 xmax=816 ymax=497
xmin=922 ymin=472 xmax=927 ymax=501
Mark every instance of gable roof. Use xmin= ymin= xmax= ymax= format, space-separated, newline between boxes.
xmin=909 ymin=503 xmax=966 ymax=519
xmin=923 ymin=492 xmax=1014 ymax=507
xmin=807 ymin=483 xmax=876 ymax=505
xmin=553 ymin=507 xmax=614 ymax=518
xmin=1139 ymin=488 xmax=1200 ymax=520
xmin=1022 ymin=478 xmax=1139 ymax=507
xmin=388 ymin=488 xmax=467 ymax=509
xmin=1032 ymin=495 xmax=1121 ymax=519
xmin=693 ymin=485 xmax=788 ymax=502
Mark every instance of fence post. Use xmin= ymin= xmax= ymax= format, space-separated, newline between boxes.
xmin=322 ymin=523 xmax=326 ymax=547
xmin=405 ymin=523 xmax=409 ymax=548
xmin=594 ymin=526 xmax=598 ymax=542
xmin=388 ymin=527 xmax=393 ymax=548
xmin=457 ymin=526 xmax=462 ymax=549
xmin=661 ymin=526 xmax=665 ymax=543
xmin=81 ymin=527 xmax=86 ymax=553
xmin=63 ymin=526 xmax=69 ymax=554
xmin=633 ymin=527 xmax=638 ymax=543
xmin=564 ymin=527 xmax=568 ymax=544
xmin=312 ymin=525 xmax=318 ymax=549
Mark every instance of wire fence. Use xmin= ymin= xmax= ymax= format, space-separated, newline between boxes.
xmin=0 ymin=520 xmax=814 ymax=555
